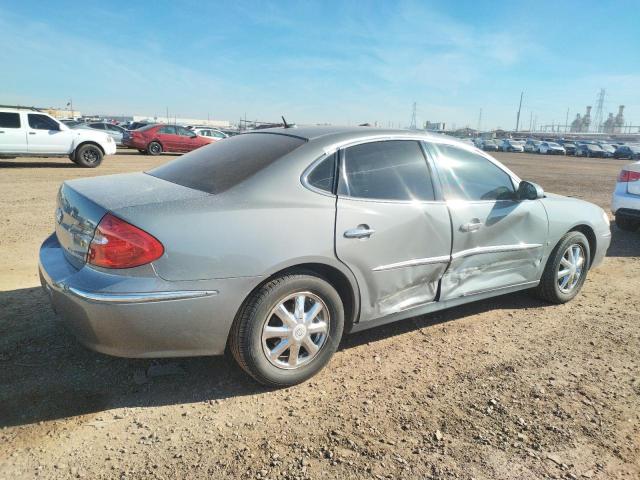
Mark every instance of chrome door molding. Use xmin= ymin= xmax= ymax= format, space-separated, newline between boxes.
xmin=451 ymin=243 xmax=543 ymax=260
xmin=372 ymin=255 xmax=451 ymax=272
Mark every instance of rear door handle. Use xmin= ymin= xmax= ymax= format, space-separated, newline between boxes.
xmin=460 ymin=219 xmax=482 ymax=232
xmin=344 ymin=225 xmax=375 ymax=239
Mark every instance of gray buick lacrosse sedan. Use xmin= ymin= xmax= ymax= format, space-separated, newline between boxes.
xmin=39 ymin=127 xmax=611 ymax=386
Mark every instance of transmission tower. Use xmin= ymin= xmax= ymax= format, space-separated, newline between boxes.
xmin=410 ymin=102 xmax=417 ymax=129
xmin=593 ymin=88 xmax=605 ymax=133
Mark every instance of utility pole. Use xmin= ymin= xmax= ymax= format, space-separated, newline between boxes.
xmin=529 ymin=111 xmax=533 ymax=132
xmin=515 ymin=91 xmax=523 ymax=132
xmin=409 ymin=102 xmax=417 ymax=129
xmin=565 ymin=108 xmax=569 ymax=133
xmin=477 ymin=108 xmax=483 ymax=132
xmin=166 ymin=106 xmax=169 ymax=124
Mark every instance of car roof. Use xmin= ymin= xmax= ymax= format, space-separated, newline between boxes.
xmin=246 ymin=125 xmax=460 ymax=146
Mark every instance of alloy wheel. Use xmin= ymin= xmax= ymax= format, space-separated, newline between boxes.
xmin=557 ymin=244 xmax=585 ymax=293
xmin=82 ymin=148 xmax=99 ymax=164
xmin=261 ymin=292 xmax=329 ymax=370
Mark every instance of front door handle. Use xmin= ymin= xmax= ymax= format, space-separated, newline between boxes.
xmin=344 ymin=224 xmax=375 ymax=239
xmin=460 ymin=219 xmax=482 ymax=232
xmin=29 ymin=132 xmax=36 ymax=135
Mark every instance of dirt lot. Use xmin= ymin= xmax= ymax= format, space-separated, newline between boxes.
xmin=0 ymin=151 xmax=638 ymax=480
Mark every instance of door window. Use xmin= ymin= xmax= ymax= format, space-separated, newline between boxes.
xmin=431 ymin=143 xmax=515 ymax=201
xmin=338 ymin=140 xmax=435 ymax=201
xmin=157 ymin=126 xmax=177 ymax=135
xmin=90 ymin=123 xmax=106 ymax=130
xmin=0 ymin=112 xmax=21 ymax=128
xmin=28 ymin=114 xmax=60 ymax=130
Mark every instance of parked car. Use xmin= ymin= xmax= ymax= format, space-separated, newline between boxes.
xmin=538 ymin=142 xmax=566 ymax=155
xmin=499 ymin=139 xmax=525 ymax=152
xmin=60 ymin=119 xmax=83 ymax=128
xmin=122 ymin=124 xmax=215 ymax=155
xmin=611 ymin=160 xmax=640 ymax=231
xmin=39 ymin=127 xmax=611 ymax=386
xmin=75 ymin=122 xmax=126 ymax=146
xmin=193 ymin=127 xmax=228 ymax=140
xmin=0 ymin=106 xmax=116 ymax=167
xmin=558 ymin=141 xmax=577 ymax=155
xmin=524 ymin=139 xmax=541 ymax=153
xmin=479 ymin=139 xmax=499 ymax=151
xmin=575 ymin=144 xmax=609 ymax=158
xmin=614 ymin=145 xmax=640 ymax=160
xmin=597 ymin=143 xmax=616 ymax=157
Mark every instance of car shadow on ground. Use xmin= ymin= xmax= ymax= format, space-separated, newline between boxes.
xmin=0 ymin=285 xmax=545 ymax=429
xmin=1 ymin=228 xmax=635 ymax=428
xmin=606 ymin=222 xmax=640 ymax=257
xmin=0 ymin=160 xmax=78 ymax=168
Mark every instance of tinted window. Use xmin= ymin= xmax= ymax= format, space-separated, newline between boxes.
xmin=431 ymin=144 xmax=515 ymax=201
xmin=213 ymin=131 xmax=226 ymax=138
xmin=0 ymin=112 xmax=20 ymax=128
xmin=307 ymin=153 xmax=335 ymax=193
xmin=89 ymin=123 xmax=105 ymax=130
xmin=158 ymin=126 xmax=176 ymax=135
xmin=149 ymin=133 xmax=306 ymax=194
xmin=28 ymin=114 xmax=59 ymax=130
xmin=338 ymin=141 xmax=435 ymax=201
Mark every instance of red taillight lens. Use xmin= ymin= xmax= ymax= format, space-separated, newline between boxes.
xmin=88 ymin=213 xmax=164 ymax=269
xmin=618 ymin=170 xmax=640 ymax=182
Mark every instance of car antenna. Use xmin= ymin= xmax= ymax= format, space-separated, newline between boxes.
xmin=282 ymin=116 xmax=289 ymax=128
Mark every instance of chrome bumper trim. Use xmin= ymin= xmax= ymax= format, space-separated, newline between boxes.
xmin=66 ymin=287 xmax=218 ymax=304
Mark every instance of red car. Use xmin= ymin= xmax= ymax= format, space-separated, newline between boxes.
xmin=122 ymin=124 xmax=216 ymax=155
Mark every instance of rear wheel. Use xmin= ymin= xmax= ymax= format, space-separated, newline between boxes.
xmin=229 ymin=273 xmax=344 ymax=387
xmin=74 ymin=144 xmax=103 ymax=168
xmin=535 ymin=231 xmax=590 ymax=304
xmin=147 ymin=141 xmax=162 ymax=156
xmin=615 ymin=215 xmax=640 ymax=232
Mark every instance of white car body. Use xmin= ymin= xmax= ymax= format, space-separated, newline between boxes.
xmin=193 ymin=127 xmax=227 ymax=140
xmin=538 ymin=142 xmax=566 ymax=155
xmin=0 ymin=107 xmax=116 ymax=158
xmin=612 ymin=161 xmax=640 ymax=228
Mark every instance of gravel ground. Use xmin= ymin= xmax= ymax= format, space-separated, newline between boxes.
xmin=0 ymin=151 xmax=638 ymax=480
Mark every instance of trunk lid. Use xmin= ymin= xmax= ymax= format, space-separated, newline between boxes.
xmin=55 ymin=173 xmax=209 ymax=268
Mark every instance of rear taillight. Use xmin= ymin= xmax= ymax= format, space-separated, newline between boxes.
xmin=618 ymin=170 xmax=640 ymax=182
xmin=88 ymin=213 xmax=164 ymax=269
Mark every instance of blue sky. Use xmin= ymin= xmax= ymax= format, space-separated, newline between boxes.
xmin=1 ymin=0 xmax=639 ymax=129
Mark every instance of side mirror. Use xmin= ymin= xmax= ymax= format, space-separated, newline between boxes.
xmin=517 ymin=180 xmax=544 ymax=200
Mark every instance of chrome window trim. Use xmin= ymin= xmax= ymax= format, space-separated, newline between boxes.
xmin=66 ymin=287 xmax=218 ymax=304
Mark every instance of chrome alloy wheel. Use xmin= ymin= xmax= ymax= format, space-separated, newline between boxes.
xmin=557 ymin=243 xmax=585 ymax=293
xmin=261 ymin=292 xmax=329 ymax=370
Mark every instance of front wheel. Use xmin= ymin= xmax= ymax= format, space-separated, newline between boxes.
xmin=74 ymin=144 xmax=103 ymax=168
xmin=229 ymin=273 xmax=344 ymax=387
xmin=535 ymin=231 xmax=590 ymax=304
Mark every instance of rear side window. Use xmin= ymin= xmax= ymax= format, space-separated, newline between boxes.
xmin=176 ymin=126 xmax=193 ymax=136
xmin=28 ymin=114 xmax=59 ymax=130
xmin=149 ymin=133 xmax=306 ymax=194
xmin=0 ymin=112 xmax=21 ymax=128
xmin=338 ymin=140 xmax=435 ymax=201
xmin=306 ymin=153 xmax=336 ymax=193
xmin=158 ymin=126 xmax=176 ymax=135
xmin=431 ymin=143 xmax=515 ymax=201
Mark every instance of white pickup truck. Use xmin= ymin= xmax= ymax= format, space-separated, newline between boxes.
xmin=0 ymin=106 xmax=116 ymax=167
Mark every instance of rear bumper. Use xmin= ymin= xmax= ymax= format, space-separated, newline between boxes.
xmin=612 ymin=188 xmax=640 ymax=215
xmin=38 ymin=233 xmax=258 ymax=358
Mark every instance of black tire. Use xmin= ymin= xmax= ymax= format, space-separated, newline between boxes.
xmin=74 ymin=144 xmax=103 ymax=168
xmin=535 ymin=231 xmax=590 ymax=304
xmin=615 ymin=215 xmax=640 ymax=232
xmin=229 ymin=273 xmax=344 ymax=387
xmin=147 ymin=141 xmax=162 ymax=156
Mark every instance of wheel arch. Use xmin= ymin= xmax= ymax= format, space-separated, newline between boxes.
xmin=235 ymin=262 xmax=360 ymax=336
xmin=568 ymin=224 xmax=596 ymax=268
xmin=73 ymin=141 xmax=105 ymax=156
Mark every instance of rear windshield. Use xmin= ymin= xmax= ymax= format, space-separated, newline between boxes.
xmin=148 ymin=133 xmax=306 ymax=194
